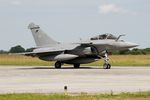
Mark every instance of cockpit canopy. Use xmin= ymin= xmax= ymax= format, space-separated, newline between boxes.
xmin=90 ymin=34 xmax=117 ymax=40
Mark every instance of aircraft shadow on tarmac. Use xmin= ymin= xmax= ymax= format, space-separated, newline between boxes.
xmin=17 ymin=67 xmax=103 ymax=70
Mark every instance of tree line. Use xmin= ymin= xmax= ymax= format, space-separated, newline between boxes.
xmin=0 ymin=45 xmax=150 ymax=55
xmin=0 ymin=45 xmax=34 ymax=54
xmin=112 ymin=48 xmax=150 ymax=55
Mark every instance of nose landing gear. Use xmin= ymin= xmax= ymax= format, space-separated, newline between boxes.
xmin=101 ymin=51 xmax=111 ymax=69
xmin=103 ymin=63 xmax=111 ymax=69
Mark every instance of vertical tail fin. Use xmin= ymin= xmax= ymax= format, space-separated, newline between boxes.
xmin=28 ymin=23 xmax=59 ymax=47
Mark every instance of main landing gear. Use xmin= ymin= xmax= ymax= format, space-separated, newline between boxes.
xmin=101 ymin=51 xmax=111 ymax=69
xmin=55 ymin=61 xmax=62 ymax=69
xmin=73 ymin=64 xmax=80 ymax=68
xmin=55 ymin=61 xmax=80 ymax=69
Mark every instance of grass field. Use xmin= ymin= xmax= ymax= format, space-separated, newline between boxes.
xmin=0 ymin=54 xmax=150 ymax=66
xmin=0 ymin=91 xmax=150 ymax=100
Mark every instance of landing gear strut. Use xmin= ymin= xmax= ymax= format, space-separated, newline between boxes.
xmin=74 ymin=64 xmax=80 ymax=68
xmin=102 ymin=51 xmax=111 ymax=69
xmin=55 ymin=61 xmax=62 ymax=69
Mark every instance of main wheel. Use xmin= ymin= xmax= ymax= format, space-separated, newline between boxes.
xmin=103 ymin=63 xmax=111 ymax=69
xmin=55 ymin=61 xmax=62 ymax=69
xmin=74 ymin=64 xmax=80 ymax=68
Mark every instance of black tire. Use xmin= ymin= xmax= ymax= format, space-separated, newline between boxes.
xmin=74 ymin=64 xmax=80 ymax=68
xmin=107 ymin=64 xmax=111 ymax=69
xmin=55 ymin=61 xmax=61 ymax=69
xmin=103 ymin=63 xmax=111 ymax=69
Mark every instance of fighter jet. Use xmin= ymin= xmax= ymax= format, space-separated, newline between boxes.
xmin=24 ymin=23 xmax=138 ymax=69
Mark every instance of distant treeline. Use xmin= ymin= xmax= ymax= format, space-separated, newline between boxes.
xmin=0 ymin=45 xmax=34 ymax=54
xmin=0 ymin=45 xmax=150 ymax=55
xmin=112 ymin=48 xmax=150 ymax=55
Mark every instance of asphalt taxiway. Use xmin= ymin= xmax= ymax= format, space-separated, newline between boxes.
xmin=0 ymin=66 xmax=150 ymax=94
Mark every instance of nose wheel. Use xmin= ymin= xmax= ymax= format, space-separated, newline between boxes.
xmin=101 ymin=51 xmax=111 ymax=69
xmin=103 ymin=63 xmax=111 ymax=69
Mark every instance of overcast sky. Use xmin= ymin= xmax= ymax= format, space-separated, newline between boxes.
xmin=0 ymin=0 xmax=150 ymax=50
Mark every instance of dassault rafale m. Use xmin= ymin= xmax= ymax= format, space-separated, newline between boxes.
xmin=23 ymin=23 xmax=138 ymax=69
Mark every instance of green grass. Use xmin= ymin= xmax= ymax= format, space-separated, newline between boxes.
xmin=0 ymin=54 xmax=150 ymax=66
xmin=0 ymin=54 xmax=54 ymax=66
xmin=0 ymin=91 xmax=150 ymax=100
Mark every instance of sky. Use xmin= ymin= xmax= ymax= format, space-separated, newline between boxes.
xmin=0 ymin=0 xmax=150 ymax=50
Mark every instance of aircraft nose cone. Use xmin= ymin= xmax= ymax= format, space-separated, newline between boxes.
xmin=125 ymin=42 xmax=139 ymax=48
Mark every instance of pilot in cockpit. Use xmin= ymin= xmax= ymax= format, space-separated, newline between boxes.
xmin=90 ymin=34 xmax=117 ymax=40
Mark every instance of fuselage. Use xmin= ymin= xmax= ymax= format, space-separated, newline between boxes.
xmin=35 ymin=39 xmax=138 ymax=64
